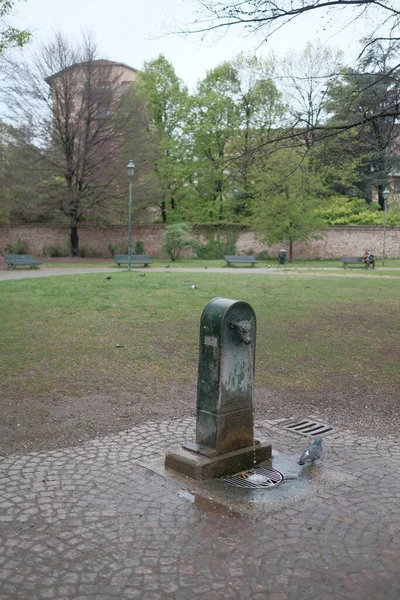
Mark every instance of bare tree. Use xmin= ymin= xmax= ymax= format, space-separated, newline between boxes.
xmin=181 ymin=1 xmax=400 ymax=140
xmin=3 ymin=32 xmax=141 ymax=255
xmin=188 ymin=1 xmax=400 ymax=52
xmin=278 ymin=41 xmax=344 ymax=148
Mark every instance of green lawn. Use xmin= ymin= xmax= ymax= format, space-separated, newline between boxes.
xmin=1 ymin=272 xmax=398 ymax=402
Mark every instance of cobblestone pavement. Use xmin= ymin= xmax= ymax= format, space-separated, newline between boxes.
xmin=0 ymin=418 xmax=399 ymax=600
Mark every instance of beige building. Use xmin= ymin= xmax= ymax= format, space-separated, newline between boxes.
xmin=45 ymin=59 xmax=139 ymax=122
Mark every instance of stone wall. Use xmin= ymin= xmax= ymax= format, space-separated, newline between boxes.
xmin=0 ymin=225 xmax=165 ymax=257
xmin=0 ymin=224 xmax=399 ymax=259
xmin=236 ymin=227 xmax=400 ymax=259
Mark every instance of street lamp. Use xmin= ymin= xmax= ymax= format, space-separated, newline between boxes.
xmin=382 ymin=187 xmax=390 ymax=266
xmin=127 ymin=160 xmax=135 ymax=271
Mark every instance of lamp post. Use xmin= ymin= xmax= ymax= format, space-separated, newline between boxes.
xmin=381 ymin=187 xmax=390 ymax=266
xmin=127 ymin=160 xmax=135 ymax=271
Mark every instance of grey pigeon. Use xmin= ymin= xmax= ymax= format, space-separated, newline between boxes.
xmin=140 ymin=272 xmax=146 ymax=277
xmin=298 ymin=437 xmax=323 ymax=465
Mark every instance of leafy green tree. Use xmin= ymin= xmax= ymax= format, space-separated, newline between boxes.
xmin=324 ymin=43 xmax=400 ymax=209
xmin=0 ymin=122 xmax=47 ymax=223
xmin=225 ymin=54 xmax=284 ymax=217
xmin=185 ymin=62 xmax=241 ymax=222
xmin=252 ymin=147 xmax=327 ymax=261
xmin=135 ymin=56 xmax=190 ymax=223
xmin=0 ymin=0 xmax=30 ymax=54
xmin=162 ymin=223 xmax=193 ymax=260
xmin=185 ymin=56 xmax=283 ymax=222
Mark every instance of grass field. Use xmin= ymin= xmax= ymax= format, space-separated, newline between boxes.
xmin=1 ymin=271 xmax=398 ymax=399
xmin=1 ymin=269 xmax=399 ymax=454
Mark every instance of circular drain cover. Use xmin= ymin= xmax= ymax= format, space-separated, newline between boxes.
xmin=223 ymin=467 xmax=284 ymax=489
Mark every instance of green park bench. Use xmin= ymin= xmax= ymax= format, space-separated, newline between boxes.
xmin=113 ymin=254 xmax=152 ymax=267
xmin=4 ymin=254 xmax=42 ymax=269
xmin=341 ymin=256 xmax=375 ymax=269
xmin=224 ymin=255 xmax=258 ymax=267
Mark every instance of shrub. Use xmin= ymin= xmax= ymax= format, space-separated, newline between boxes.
xmin=78 ymin=244 xmax=99 ymax=258
xmin=192 ymin=232 xmax=237 ymax=259
xmin=135 ymin=240 xmax=145 ymax=254
xmin=162 ymin=223 xmax=193 ymax=261
xmin=42 ymin=244 xmax=69 ymax=258
xmin=5 ymin=239 xmax=28 ymax=254
xmin=318 ymin=196 xmax=400 ymax=226
xmin=255 ymin=250 xmax=272 ymax=260
xmin=108 ymin=240 xmax=129 ymax=256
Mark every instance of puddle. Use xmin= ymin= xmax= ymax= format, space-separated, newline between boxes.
xmin=194 ymin=451 xmax=326 ymax=517
xmin=178 ymin=489 xmax=240 ymax=517
xmin=145 ymin=449 xmax=352 ymax=521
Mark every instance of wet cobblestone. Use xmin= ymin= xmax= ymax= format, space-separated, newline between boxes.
xmin=0 ymin=418 xmax=399 ymax=599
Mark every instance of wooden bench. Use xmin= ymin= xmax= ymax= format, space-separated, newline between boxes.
xmin=341 ymin=256 xmax=375 ymax=270
xmin=224 ymin=255 xmax=258 ymax=267
xmin=4 ymin=254 xmax=42 ymax=269
xmin=113 ymin=254 xmax=152 ymax=267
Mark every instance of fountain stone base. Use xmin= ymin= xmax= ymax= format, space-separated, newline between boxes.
xmin=165 ymin=441 xmax=271 ymax=481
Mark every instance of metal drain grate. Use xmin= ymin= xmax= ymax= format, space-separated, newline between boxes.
xmin=283 ymin=418 xmax=333 ymax=437
xmin=222 ymin=467 xmax=284 ymax=489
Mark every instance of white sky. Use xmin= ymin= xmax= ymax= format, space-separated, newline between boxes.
xmin=10 ymin=0 xmax=368 ymax=89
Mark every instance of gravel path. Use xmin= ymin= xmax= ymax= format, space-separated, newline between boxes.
xmin=1 ymin=266 xmax=398 ymax=281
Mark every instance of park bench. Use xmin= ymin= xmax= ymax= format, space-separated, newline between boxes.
xmin=113 ymin=254 xmax=152 ymax=267
xmin=4 ymin=254 xmax=42 ymax=269
xmin=341 ymin=256 xmax=375 ymax=270
xmin=224 ymin=255 xmax=258 ymax=267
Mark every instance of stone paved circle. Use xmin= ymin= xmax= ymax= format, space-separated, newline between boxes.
xmin=0 ymin=418 xmax=399 ymax=599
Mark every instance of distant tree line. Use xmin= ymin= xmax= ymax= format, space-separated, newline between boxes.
xmin=1 ymin=20 xmax=400 ymax=255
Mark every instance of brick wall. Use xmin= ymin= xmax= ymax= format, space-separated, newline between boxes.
xmin=0 ymin=225 xmax=399 ymax=259
xmin=0 ymin=225 xmax=165 ymax=257
xmin=236 ymin=227 xmax=400 ymax=259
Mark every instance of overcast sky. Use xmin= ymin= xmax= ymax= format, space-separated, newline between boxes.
xmin=11 ymin=0 xmax=366 ymax=89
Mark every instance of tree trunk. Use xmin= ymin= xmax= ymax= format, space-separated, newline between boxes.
xmin=70 ymin=225 xmax=79 ymax=257
xmin=160 ymin=201 xmax=167 ymax=224
xmin=377 ymin=185 xmax=385 ymax=211
xmin=289 ymin=235 xmax=293 ymax=262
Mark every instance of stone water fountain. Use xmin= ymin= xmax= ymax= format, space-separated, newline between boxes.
xmin=165 ymin=297 xmax=271 ymax=480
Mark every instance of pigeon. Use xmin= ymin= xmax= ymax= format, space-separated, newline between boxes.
xmin=106 ymin=276 xmax=112 ymax=280
xmin=165 ymin=265 xmax=170 ymax=268
xmin=140 ymin=273 xmax=146 ymax=277
xmin=190 ymin=284 xmax=197 ymax=289
xmin=298 ymin=437 xmax=323 ymax=465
